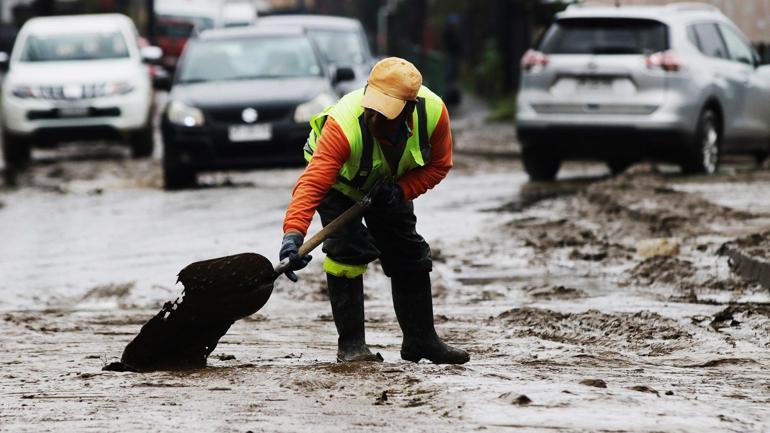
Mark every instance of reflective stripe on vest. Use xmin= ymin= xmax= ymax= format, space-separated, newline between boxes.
xmin=304 ymin=86 xmax=443 ymax=200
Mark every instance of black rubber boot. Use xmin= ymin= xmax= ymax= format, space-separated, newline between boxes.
xmin=327 ymin=273 xmax=383 ymax=363
xmin=391 ymin=271 xmax=470 ymax=364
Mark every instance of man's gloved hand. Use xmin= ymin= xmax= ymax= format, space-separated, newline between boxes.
xmin=279 ymin=232 xmax=312 ymax=282
xmin=372 ymin=181 xmax=404 ymax=209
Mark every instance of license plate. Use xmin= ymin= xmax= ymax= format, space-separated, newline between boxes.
xmin=58 ymin=106 xmax=90 ymax=117
xmin=228 ymin=124 xmax=272 ymax=142
xmin=576 ymin=78 xmax=614 ymax=92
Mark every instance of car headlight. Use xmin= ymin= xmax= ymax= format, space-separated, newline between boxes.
xmin=11 ymin=85 xmax=35 ymax=99
xmin=167 ymin=101 xmax=205 ymax=127
xmin=294 ymin=93 xmax=337 ymax=123
xmin=108 ymin=81 xmax=135 ymax=96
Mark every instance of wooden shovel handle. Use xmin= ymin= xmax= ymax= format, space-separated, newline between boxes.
xmin=273 ymin=192 xmax=376 ymax=275
xmin=298 ymin=199 xmax=368 ymax=257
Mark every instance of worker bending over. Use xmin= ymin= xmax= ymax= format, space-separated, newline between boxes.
xmin=280 ymin=57 xmax=469 ymax=365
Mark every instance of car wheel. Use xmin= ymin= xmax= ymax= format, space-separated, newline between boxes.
xmin=606 ymin=158 xmax=635 ymax=176
xmin=753 ymin=150 xmax=768 ymax=167
xmin=2 ymin=132 xmax=32 ymax=167
xmin=682 ymin=109 xmax=720 ymax=175
xmin=163 ymin=142 xmax=196 ymax=190
xmin=522 ymin=144 xmax=560 ymax=181
xmin=130 ymin=122 xmax=154 ymax=159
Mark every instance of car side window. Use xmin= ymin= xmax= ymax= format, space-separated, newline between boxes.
xmin=692 ymin=23 xmax=728 ymax=59
xmin=718 ymin=24 xmax=755 ymax=66
xmin=687 ymin=25 xmax=702 ymax=51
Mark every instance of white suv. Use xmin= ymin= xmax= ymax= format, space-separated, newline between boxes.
xmin=0 ymin=14 xmax=161 ymax=166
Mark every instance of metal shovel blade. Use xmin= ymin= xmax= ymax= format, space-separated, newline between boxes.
xmin=107 ymin=189 xmax=375 ymax=372
xmin=113 ymin=253 xmax=277 ymax=372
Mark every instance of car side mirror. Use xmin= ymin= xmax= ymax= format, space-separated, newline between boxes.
xmin=755 ymin=64 xmax=770 ymax=76
xmin=0 ymin=52 xmax=9 ymax=72
xmin=141 ymin=46 xmax=163 ymax=64
xmin=333 ymin=66 xmax=355 ymax=84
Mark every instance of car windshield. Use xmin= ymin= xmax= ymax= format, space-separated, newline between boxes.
xmin=540 ymin=18 xmax=668 ymax=55
xmin=20 ymin=31 xmax=130 ymax=62
xmin=157 ymin=20 xmax=195 ymax=38
xmin=307 ymin=29 xmax=367 ymax=65
xmin=178 ymin=36 xmax=323 ymax=83
xmin=158 ymin=14 xmax=215 ymax=31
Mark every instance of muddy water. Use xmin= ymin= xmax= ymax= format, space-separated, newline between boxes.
xmin=2 ymin=150 xmax=770 ymax=431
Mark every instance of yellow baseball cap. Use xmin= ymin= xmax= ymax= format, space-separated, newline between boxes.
xmin=362 ymin=57 xmax=422 ymax=120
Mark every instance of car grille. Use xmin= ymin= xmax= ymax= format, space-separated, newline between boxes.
xmin=38 ymin=84 xmax=110 ymax=100
xmin=206 ymin=105 xmax=295 ymax=124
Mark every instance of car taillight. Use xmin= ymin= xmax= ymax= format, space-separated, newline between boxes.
xmin=646 ymin=51 xmax=682 ymax=72
xmin=521 ymin=49 xmax=549 ymax=72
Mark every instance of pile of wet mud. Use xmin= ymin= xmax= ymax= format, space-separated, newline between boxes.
xmin=627 ymin=256 xmax=696 ymax=286
xmin=709 ymin=303 xmax=770 ymax=348
xmin=496 ymin=307 xmax=692 ymax=355
xmin=625 ymin=255 xmax=755 ymax=299
xmin=524 ymin=284 xmax=586 ymax=300
xmin=582 ymin=174 xmax=755 ymax=237
xmin=506 ymin=173 xmax=760 ymax=270
xmin=3 ymin=147 xmax=162 ymax=191
xmin=508 ymin=214 xmax=633 ymax=262
xmin=719 ymin=231 xmax=770 ymax=289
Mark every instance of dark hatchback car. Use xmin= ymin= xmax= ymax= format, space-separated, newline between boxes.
xmin=160 ymin=26 xmax=351 ymax=189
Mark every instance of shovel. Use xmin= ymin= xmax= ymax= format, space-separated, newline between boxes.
xmin=107 ymin=189 xmax=376 ymax=372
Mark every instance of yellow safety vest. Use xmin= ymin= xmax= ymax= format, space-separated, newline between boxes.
xmin=304 ymin=86 xmax=445 ymax=201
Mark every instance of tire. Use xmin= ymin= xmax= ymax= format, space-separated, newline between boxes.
xmin=522 ymin=144 xmax=560 ymax=181
xmin=130 ymin=122 xmax=154 ymax=159
xmin=753 ymin=150 xmax=768 ymax=167
xmin=162 ymin=142 xmax=196 ymax=190
xmin=2 ymin=132 xmax=32 ymax=167
xmin=681 ymin=109 xmax=720 ymax=175
xmin=606 ymin=158 xmax=635 ymax=176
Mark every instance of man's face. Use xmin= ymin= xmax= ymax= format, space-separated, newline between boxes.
xmin=363 ymin=101 xmax=416 ymax=144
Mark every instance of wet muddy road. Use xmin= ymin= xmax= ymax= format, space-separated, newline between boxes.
xmin=2 ymin=141 xmax=770 ymax=432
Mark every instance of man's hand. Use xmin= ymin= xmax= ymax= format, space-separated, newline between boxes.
xmin=279 ymin=232 xmax=312 ymax=282
xmin=372 ymin=181 xmax=404 ymax=209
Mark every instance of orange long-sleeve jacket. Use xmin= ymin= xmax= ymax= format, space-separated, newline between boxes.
xmin=283 ymin=104 xmax=453 ymax=236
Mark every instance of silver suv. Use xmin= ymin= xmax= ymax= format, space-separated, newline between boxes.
xmin=516 ymin=3 xmax=770 ymax=180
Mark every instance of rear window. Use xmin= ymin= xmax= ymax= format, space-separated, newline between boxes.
xmin=540 ymin=18 xmax=668 ymax=55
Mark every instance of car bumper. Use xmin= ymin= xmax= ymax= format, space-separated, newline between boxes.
xmin=1 ymin=91 xmax=151 ymax=137
xmin=515 ymin=91 xmax=701 ymax=160
xmin=516 ymin=124 xmax=690 ymax=161
xmin=161 ymin=120 xmax=310 ymax=170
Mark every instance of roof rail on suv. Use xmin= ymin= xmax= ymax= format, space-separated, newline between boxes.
xmin=664 ymin=2 xmax=720 ymax=13
xmin=565 ymin=2 xmax=613 ymax=10
xmin=566 ymin=1 xmax=719 ymax=13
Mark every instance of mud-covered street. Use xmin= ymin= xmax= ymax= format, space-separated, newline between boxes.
xmin=2 ymin=110 xmax=770 ymax=432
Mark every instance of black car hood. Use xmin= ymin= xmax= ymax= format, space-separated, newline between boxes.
xmin=171 ymin=77 xmax=332 ymax=108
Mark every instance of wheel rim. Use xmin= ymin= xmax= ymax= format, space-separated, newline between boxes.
xmin=702 ymin=117 xmax=719 ymax=174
